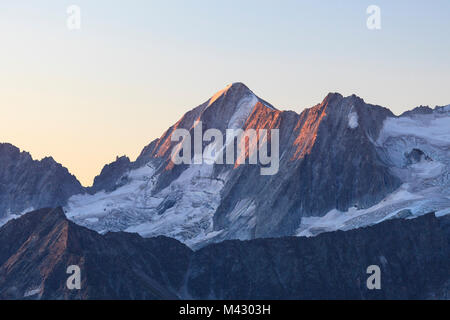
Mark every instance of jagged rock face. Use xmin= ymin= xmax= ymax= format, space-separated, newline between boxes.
xmin=405 ymin=148 xmax=432 ymax=165
xmin=0 ymin=208 xmax=191 ymax=299
xmin=186 ymin=213 xmax=449 ymax=300
xmin=400 ymin=105 xmax=434 ymax=117
xmin=0 ymin=144 xmax=84 ymax=221
xmin=88 ymin=156 xmax=131 ymax=194
xmin=65 ymin=83 xmax=450 ymax=248
xmin=0 ymin=209 xmax=448 ymax=299
xmin=213 ymin=92 xmax=401 ymax=240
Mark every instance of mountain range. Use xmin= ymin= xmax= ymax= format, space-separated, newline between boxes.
xmin=0 ymin=207 xmax=448 ymax=299
xmin=1 ymin=83 xmax=449 ymax=250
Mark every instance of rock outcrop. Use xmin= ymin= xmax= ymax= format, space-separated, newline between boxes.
xmin=0 ymin=143 xmax=84 ymax=220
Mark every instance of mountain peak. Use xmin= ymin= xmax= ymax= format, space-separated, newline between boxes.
xmin=208 ymin=82 xmax=253 ymax=107
xmin=0 ymin=144 xmax=84 ymax=220
xmin=321 ymin=92 xmax=370 ymax=106
xmin=321 ymin=92 xmax=344 ymax=104
xmin=229 ymin=82 xmax=250 ymax=90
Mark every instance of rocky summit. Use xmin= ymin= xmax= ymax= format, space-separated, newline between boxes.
xmin=0 ymin=143 xmax=84 ymax=223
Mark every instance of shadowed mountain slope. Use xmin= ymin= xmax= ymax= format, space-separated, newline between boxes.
xmin=0 ymin=143 xmax=84 ymax=221
xmin=0 ymin=208 xmax=448 ymax=299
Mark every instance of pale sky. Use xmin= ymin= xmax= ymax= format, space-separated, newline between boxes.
xmin=1 ymin=0 xmax=449 ymax=186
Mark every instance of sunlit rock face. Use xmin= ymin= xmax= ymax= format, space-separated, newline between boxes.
xmin=0 ymin=143 xmax=84 ymax=222
xmin=212 ymin=92 xmax=401 ymax=242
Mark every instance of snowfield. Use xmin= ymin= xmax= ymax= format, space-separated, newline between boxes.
xmin=377 ymin=111 xmax=450 ymax=148
xmin=66 ymin=162 xmax=229 ymax=247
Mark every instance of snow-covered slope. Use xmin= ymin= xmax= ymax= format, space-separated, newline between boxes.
xmin=67 ymin=162 xmax=229 ymax=247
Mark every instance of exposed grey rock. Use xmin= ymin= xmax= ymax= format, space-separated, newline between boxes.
xmin=400 ymin=105 xmax=434 ymax=117
xmin=88 ymin=156 xmax=131 ymax=193
xmin=213 ymin=91 xmax=401 ymax=240
xmin=404 ymin=148 xmax=432 ymax=166
xmin=0 ymin=143 xmax=84 ymax=220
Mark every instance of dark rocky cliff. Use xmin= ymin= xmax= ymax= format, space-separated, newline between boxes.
xmin=188 ymin=213 xmax=449 ymax=299
xmin=0 ymin=143 xmax=84 ymax=219
xmin=88 ymin=156 xmax=131 ymax=194
xmin=0 ymin=208 xmax=448 ymax=300
xmin=213 ymin=89 xmax=401 ymax=240
xmin=0 ymin=208 xmax=191 ymax=299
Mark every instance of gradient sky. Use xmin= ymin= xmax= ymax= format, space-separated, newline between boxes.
xmin=1 ymin=0 xmax=449 ymax=186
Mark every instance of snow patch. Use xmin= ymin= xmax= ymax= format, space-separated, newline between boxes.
xmin=228 ymin=93 xmax=259 ymax=129
xmin=296 ymin=181 xmax=450 ymax=237
xmin=0 ymin=207 xmax=34 ymax=227
xmin=24 ymin=287 xmax=41 ymax=298
xmin=348 ymin=111 xmax=359 ymax=129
